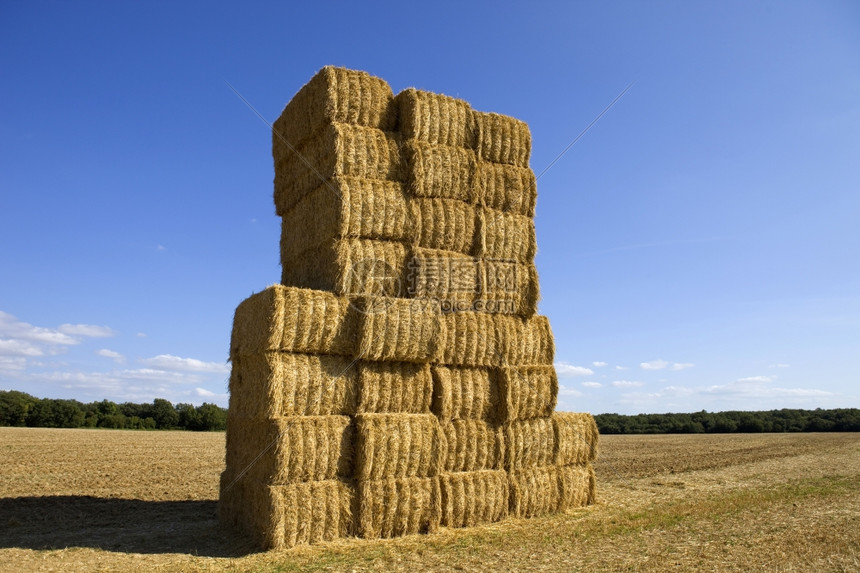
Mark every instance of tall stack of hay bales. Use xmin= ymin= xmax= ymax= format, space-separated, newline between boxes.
xmin=220 ymin=66 xmax=599 ymax=549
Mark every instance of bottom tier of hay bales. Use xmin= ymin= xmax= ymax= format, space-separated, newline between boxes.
xmin=439 ymin=470 xmax=508 ymax=528
xmin=357 ymin=476 xmax=441 ymax=538
xmin=508 ymin=464 xmax=596 ymax=519
xmin=219 ymin=472 xmax=354 ymax=549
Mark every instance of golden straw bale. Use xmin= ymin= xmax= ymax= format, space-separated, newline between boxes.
xmin=274 ymin=124 xmax=403 ymax=214
xmin=228 ymin=353 xmax=357 ymax=418
xmin=272 ymin=66 xmax=395 ymax=165
xmin=557 ymin=463 xmax=597 ymax=509
xmin=508 ymin=466 xmax=562 ymax=518
xmin=439 ymin=470 xmax=508 ymax=528
xmin=477 ymin=259 xmax=540 ymax=317
xmin=282 ymin=238 xmax=409 ymax=298
xmin=396 ymin=88 xmax=475 ymax=148
xmin=430 ymin=365 xmax=497 ymax=421
xmin=356 ymin=361 xmax=433 ymax=414
xmin=504 ymin=417 xmax=557 ymax=470
xmin=402 ymin=140 xmax=476 ymax=202
xmin=279 ymin=177 xmax=410 ymax=254
xmin=408 ymin=197 xmax=478 ymax=255
xmin=230 ymin=285 xmax=357 ymax=357
xmin=473 ymin=110 xmax=532 ymax=167
xmin=495 ymin=365 xmax=558 ymax=422
xmin=408 ymin=247 xmax=479 ymax=308
xmin=435 ymin=312 xmax=554 ymax=367
xmin=440 ymin=419 xmax=505 ymax=472
xmin=357 ymin=476 xmax=441 ymax=538
xmin=475 ymin=161 xmax=537 ymax=217
xmin=355 ymin=297 xmax=443 ymax=363
xmin=224 ymin=415 xmax=353 ymax=484
xmin=475 ymin=206 xmax=537 ymax=263
xmin=553 ymin=412 xmax=600 ymax=465
xmin=354 ymin=413 xmax=444 ymax=480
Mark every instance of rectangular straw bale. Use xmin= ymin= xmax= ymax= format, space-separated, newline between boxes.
xmin=473 ymin=110 xmax=532 ymax=167
xmin=228 ymin=353 xmax=357 ymax=418
xmin=475 ymin=206 xmax=537 ymax=263
xmin=408 ymin=247 xmax=479 ymax=308
xmin=357 ymin=361 xmax=432 ymax=414
xmin=494 ymin=365 xmax=558 ymax=422
xmin=355 ymin=296 xmax=442 ymax=363
xmin=553 ymin=412 xmax=600 ymax=465
xmin=409 ymin=197 xmax=478 ymax=254
xmin=477 ymin=259 xmax=540 ymax=317
xmin=504 ymin=417 xmax=557 ymax=470
xmin=508 ymin=466 xmax=562 ymax=518
xmin=402 ymin=140 xmax=476 ymax=202
xmin=439 ymin=470 xmax=508 ymax=528
xmin=396 ymin=88 xmax=475 ymax=148
xmin=431 ymin=365 xmax=497 ymax=421
xmin=272 ymin=66 xmax=395 ymax=165
xmin=357 ymin=476 xmax=441 ymax=538
xmin=230 ymin=285 xmax=357 ymax=357
xmin=225 ymin=415 xmax=353 ymax=484
xmin=274 ymin=124 xmax=403 ymax=214
xmin=354 ymin=413 xmax=443 ymax=480
xmin=557 ymin=463 xmax=597 ymax=509
xmin=440 ymin=419 xmax=505 ymax=472
xmin=281 ymin=238 xmax=409 ymax=298
xmin=475 ymin=161 xmax=537 ymax=217
xmin=279 ymin=177 xmax=410 ymax=253
xmin=435 ymin=312 xmax=554 ymax=367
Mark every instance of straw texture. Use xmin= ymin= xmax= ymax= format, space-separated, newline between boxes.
xmin=504 ymin=417 xmax=557 ymax=470
xmin=473 ymin=111 xmax=532 ymax=167
xmin=440 ymin=419 xmax=505 ymax=472
xmin=354 ymin=413 xmax=443 ymax=480
xmin=228 ymin=353 xmax=357 ymax=418
xmin=475 ymin=161 xmax=537 ymax=217
xmin=430 ymin=365 xmax=497 ymax=421
xmin=274 ymin=124 xmax=403 ymax=215
xmin=230 ymin=286 xmax=357 ymax=357
xmin=477 ymin=259 xmax=540 ymax=317
xmin=508 ymin=466 xmax=562 ymax=518
xmin=435 ymin=313 xmax=555 ymax=367
xmin=279 ymin=177 xmax=411 ymax=256
xmin=409 ymin=197 xmax=478 ymax=254
xmin=355 ymin=297 xmax=442 ymax=363
xmin=396 ymin=88 xmax=475 ymax=148
xmin=557 ymin=463 xmax=597 ymax=509
xmin=272 ymin=66 xmax=395 ymax=164
xmin=475 ymin=207 xmax=537 ymax=263
xmin=357 ymin=361 xmax=433 ymax=414
xmin=553 ymin=412 xmax=600 ymax=465
xmin=439 ymin=470 xmax=508 ymax=528
xmin=408 ymin=247 xmax=479 ymax=307
xmin=402 ymin=140 xmax=476 ymax=202
xmin=357 ymin=476 xmax=441 ymax=538
xmin=495 ymin=365 xmax=558 ymax=422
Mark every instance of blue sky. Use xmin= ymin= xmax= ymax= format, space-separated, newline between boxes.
xmin=1 ymin=1 xmax=858 ymax=414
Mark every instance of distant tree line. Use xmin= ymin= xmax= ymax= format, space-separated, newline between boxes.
xmin=594 ymin=408 xmax=860 ymax=434
xmin=0 ymin=390 xmax=226 ymax=431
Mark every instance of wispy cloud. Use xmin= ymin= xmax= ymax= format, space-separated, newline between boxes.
xmin=737 ymin=375 xmax=773 ymax=383
xmin=57 ymin=324 xmax=115 ymax=338
xmin=555 ymin=361 xmax=594 ymax=377
xmin=558 ymin=385 xmax=584 ymax=397
xmin=139 ymin=354 xmax=229 ymax=374
xmin=615 ymin=365 xmax=628 ymax=371
xmin=670 ymin=362 xmax=694 ymax=371
xmin=96 ymin=349 xmax=126 ymax=364
xmin=641 ymin=359 xmax=694 ymax=371
xmin=612 ymin=380 xmax=644 ymax=388
xmin=592 ymin=361 xmax=608 ymax=367
xmin=582 ymin=381 xmax=602 ymax=388
xmin=768 ymin=363 xmax=790 ymax=369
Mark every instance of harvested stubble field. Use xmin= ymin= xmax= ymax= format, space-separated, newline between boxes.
xmin=1 ymin=428 xmax=857 ymax=572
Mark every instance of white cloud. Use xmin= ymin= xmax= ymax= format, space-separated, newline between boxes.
xmin=194 ymin=387 xmax=228 ymax=401
xmin=558 ymin=385 xmax=583 ymax=397
xmin=640 ymin=359 xmax=669 ymax=370
xmin=737 ymin=375 xmax=773 ymax=383
xmin=612 ymin=380 xmax=644 ymax=388
xmin=136 ymin=332 xmax=147 ymax=338
xmin=592 ymin=361 xmax=608 ymax=367
xmin=57 ymin=324 xmax=115 ymax=338
xmin=581 ymin=381 xmax=602 ymax=388
xmin=555 ymin=362 xmax=594 ymax=377
xmin=615 ymin=365 xmax=628 ymax=371
xmin=139 ymin=354 xmax=229 ymax=374
xmin=157 ymin=244 xmax=167 ymax=251
xmin=670 ymin=362 xmax=694 ymax=371
xmin=0 ymin=356 xmax=27 ymax=373
xmin=769 ymin=363 xmax=790 ymax=369
xmin=0 ymin=339 xmax=45 ymax=357
xmin=96 ymin=349 xmax=126 ymax=364
xmin=0 ymin=311 xmax=78 ymax=346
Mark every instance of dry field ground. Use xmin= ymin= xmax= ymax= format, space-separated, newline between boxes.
xmin=0 ymin=427 xmax=857 ymax=572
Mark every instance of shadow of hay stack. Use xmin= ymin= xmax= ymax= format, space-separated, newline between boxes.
xmin=222 ymin=66 xmax=599 ymax=550
xmin=0 ymin=496 xmax=257 ymax=557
